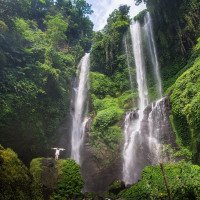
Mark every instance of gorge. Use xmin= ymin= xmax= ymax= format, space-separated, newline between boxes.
xmin=0 ymin=0 xmax=200 ymax=199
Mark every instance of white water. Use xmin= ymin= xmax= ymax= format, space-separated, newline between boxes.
xmin=71 ymin=53 xmax=90 ymax=164
xmin=148 ymin=98 xmax=167 ymax=163
xmin=123 ymin=13 xmax=165 ymax=185
xmin=131 ymin=21 xmax=149 ymax=111
xmin=123 ymin=21 xmax=149 ymax=185
xmin=123 ymin=112 xmax=139 ymax=184
xmin=144 ymin=12 xmax=162 ymax=98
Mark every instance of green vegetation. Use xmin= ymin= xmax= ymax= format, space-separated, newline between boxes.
xmin=135 ymin=0 xmax=200 ymax=165
xmin=0 ymin=0 xmax=200 ymax=198
xmin=170 ymin=38 xmax=200 ymax=163
xmin=135 ymin=0 xmax=200 ymax=91
xmin=119 ymin=161 xmax=200 ymax=200
xmin=0 ymin=145 xmax=32 ymax=200
xmin=88 ymin=5 xmax=134 ymax=168
xmin=53 ymin=159 xmax=84 ymax=200
xmin=30 ymin=158 xmax=83 ymax=200
xmin=30 ymin=158 xmax=44 ymax=200
xmin=90 ymin=72 xmax=116 ymax=98
xmin=0 ymin=0 xmax=93 ymax=162
xmin=0 ymin=146 xmax=84 ymax=200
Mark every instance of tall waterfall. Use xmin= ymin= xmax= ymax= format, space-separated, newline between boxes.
xmin=122 ymin=13 xmax=167 ymax=185
xmin=71 ymin=53 xmax=90 ymax=164
xmin=131 ymin=21 xmax=149 ymax=111
xmin=123 ymin=21 xmax=149 ymax=185
xmin=144 ymin=13 xmax=162 ymax=98
xmin=148 ymin=98 xmax=168 ymax=162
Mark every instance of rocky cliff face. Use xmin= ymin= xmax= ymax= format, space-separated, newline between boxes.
xmin=81 ymin=132 xmax=122 ymax=193
xmin=79 ymin=96 xmax=175 ymax=193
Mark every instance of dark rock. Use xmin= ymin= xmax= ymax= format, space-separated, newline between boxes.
xmin=107 ymin=180 xmax=126 ymax=195
xmin=41 ymin=158 xmax=58 ymax=199
xmin=0 ymin=156 xmax=4 ymax=166
xmin=130 ymin=110 xmax=139 ymax=120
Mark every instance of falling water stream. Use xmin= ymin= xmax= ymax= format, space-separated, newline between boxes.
xmin=123 ymin=20 xmax=149 ymax=185
xmin=123 ymin=13 xmax=166 ymax=185
xmin=144 ymin=12 xmax=162 ymax=98
xmin=71 ymin=53 xmax=90 ymax=164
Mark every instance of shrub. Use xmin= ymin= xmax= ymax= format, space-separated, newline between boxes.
xmin=90 ymin=72 xmax=116 ymax=98
xmin=53 ymin=159 xmax=84 ymax=200
xmin=170 ymin=38 xmax=200 ymax=163
xmin=93 ymin=107 xmax=124 ymax=130
xmin=30 ymin=158 xmax=44 ymax=200
xmin=119 ymin=162 xmax=200 ymax=200
xmin=0 ymin=146 xmax=32 ymax=200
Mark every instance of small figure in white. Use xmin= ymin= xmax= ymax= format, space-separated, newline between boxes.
xmin=52 ymin=148 xmax=65 ymax=160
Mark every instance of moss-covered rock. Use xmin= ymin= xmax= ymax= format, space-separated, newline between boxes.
xmin=0 ymin=145 xmax=32 ymax=200
xmin=104 ymin=180 xmax=126 ymax=199
xmin=30 ymin=158 xmax=57 ymax=200
xmin=170 ymin=38 xmax=200 ymax=163
xmin=30 ymin=158 xmax=83 ymax=200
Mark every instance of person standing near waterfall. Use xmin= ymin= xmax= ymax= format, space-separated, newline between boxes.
xmin=52 ymin=148 xmax=65 ymax=160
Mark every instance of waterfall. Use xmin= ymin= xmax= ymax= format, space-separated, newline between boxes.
xmin=122 ymin=13 xmax=167 ymax=185
xmin=144 ymin=12 xmax=162 ymax=98
xmin=148 ymin=98 xmax=167 ymax=163
xmin=123 ymin=21 xmax=149 ymax=185
xmin=130 ymin=21 xmax=149 ymax=111
xmin=71 ymin=53 xmax=90 ymax=164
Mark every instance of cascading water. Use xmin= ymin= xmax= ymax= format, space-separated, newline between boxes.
xmin=148 ymin=98 xmax=167 ymax=163
xmin=122 ymin=13 xmax=169 ymax=185
xmin=144 ymin=12 xmax=162 ymax=98
xmin=130 ymin=21 xmax=149 ymax=111
xmin=123 ymin=20 xmax=149 ymax=185
xmin=71 ymin=53 xmax=90 ymax=164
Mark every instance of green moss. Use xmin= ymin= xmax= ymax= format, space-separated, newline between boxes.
xmin=133 ymin=9 xmax=147 ymax=23
xmin=102 ymin=126 xmax=122 ymax=149
xmin=0 ymin=20 xmax=8 ymax=32
xmin=30 ymin=158 xmax=44 ymax=200
xmin=29 ymin=158 xmax=84 ymax=200
xmin=0 ymin=146 xmax=32 ymax=200
xmin=169 ymin=115 xmax=182 ymax=147
xmin=170 ymin=54 xmax=200 ymax=161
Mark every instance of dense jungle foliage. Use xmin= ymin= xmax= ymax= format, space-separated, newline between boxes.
xmin=170 ymin=38 xmax=200 ymax=163
xmin=89 ymin=5 xmax=137 ymax=168
xmin=0 ymin=0 xmax=93 ymax=162
xmin=0 ymin=0 xmax=200 ymax=199
xmin=0 ymin=145 xmax=83 ymax=200
xmin=119 ymin=162 xmax=200 ymax=200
